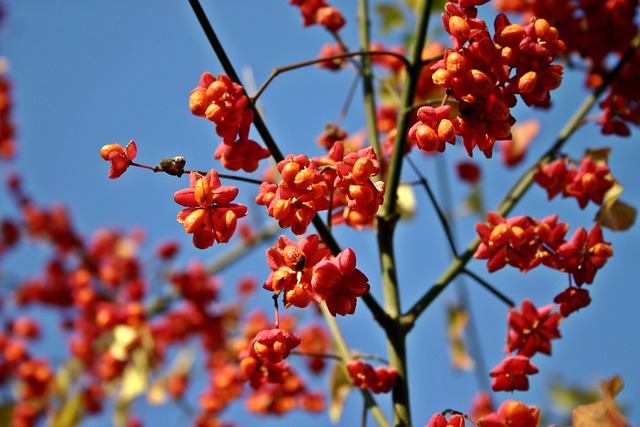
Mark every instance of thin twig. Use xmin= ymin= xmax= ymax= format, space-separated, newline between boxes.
xmin=406 ymin=155 xmax=459 ymax=258
xmin=462 ymin=269 xmax=515 ymax=308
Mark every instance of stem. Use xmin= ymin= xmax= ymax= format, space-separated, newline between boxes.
xmin=374 ymin=1 xmax=435 ymax=425
xmin=402 ymin=32 xmax=640 ymax=328
xmin=462 ymin=269 xmax=515 ymax=308
xmin=406 ymin=155 xmax=459 ymax=258
xmin=358 ymin=0 xmax=382 ymax=172
xmin=320 ymin=303 xmax=391 ymax=427
xmin=252 ymin=50 xmax=409 ymax=102
xmin=129 ymin=162 xmax=265 ymax=185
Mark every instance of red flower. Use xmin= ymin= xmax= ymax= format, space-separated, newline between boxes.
xmin=264 ymin=234 xmax=331 ymax=309
xmin=100 ymin=140 xmax=137 ymax=179
xmin=346 ymin=360 xmax=397 ymax=394
xmin=477 ymin=400 xmax=540 ymax=427
xmin=489 ymin=355 xmax=538 ymax=392
xmin=507 ymin=299 xmax=562 ymax=357
xmin=253 ymin=328 xmax=301 ymax=364
xmin=173 ymin=169 xmax=248 ymax=249
xmin=425 ymin=413 xmax=465 ymax=427
xmin=553 ymin=286 xmax=591 ymax=317
xmin=456 ymin=161 xmax=481 ymax=184
xmin=311 ymin=248 xmax=370 ymax=316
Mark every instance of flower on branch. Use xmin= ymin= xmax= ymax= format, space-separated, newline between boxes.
xmin=425 ymin=413 xmax=465 ymax=427
xmin=553 ymin=286 xmax=591 ymax=317
xmin=289 ymin=0 xmax=345 ymax=32
xmin=99 ymin=140 xmax=137 ymax=179
xmin=534 ymin=156 xmax=615 ymax=208
xmin=476 ymin=400 xmax=540 ymax=427
xmin=173 ymin=169 xmax=248 ymax=249
xmin=489 ymin=355 xmax=538 ymax=392
xmin=346 ymin=360 xmax=397 ymax=394
xmin=507 ymin=299 xmax=562 ymax=357
xmin=264 ymin=234 xmax=331 ymax=309
xmin=311 ymin=248 xmax=370 ymax=316
xmin=253 ymin=328 xmax=302 ymax=364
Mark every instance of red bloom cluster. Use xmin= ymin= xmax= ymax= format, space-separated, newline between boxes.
xmin=189 ymin=72 xmax=269 ymax=172
xmin=174 ymin=169 xmax=248 ymax=249
xmin=263 ymin=234 xmax=370 ymax=316
xmin=0 ymin=74 xmax=16 ymax=159
xmin=311 ymin=248 xmax=371 ymax=316
xmin=489 ymin=299 xmax=562 ymax=392
xmin=264 ymin=234 xmax=331 ymax=309
xmin=346 ymin=360 xmax=397 ymax=394
xmin=289 ymin=0 xmax=345 ymax=32
xmin=257 ymin=154 xmax=330 ymax=235
xmin=474 ymin=212 xmax=613 ymax=286
xmin=256 ymin=142 xmax=385 ymax=233
xmin=427 ymin=2 xmax=565 ymax=157
xmin=534 ymin=156 xmax=615 ymax=208
xmin=476 ymin=400 xmax=540 ymax=427
xmin=99 ymin=140 xmax=137 ymax=179
xmin=408 ymin=105 xmax=458 ymax=153
xmin=327 ymin=142 xmax=385 ymax=228
xmin=494 ymin=0 xmax=639 ymax=135
xmin=425 ymin=413 xmax=465 ymax=427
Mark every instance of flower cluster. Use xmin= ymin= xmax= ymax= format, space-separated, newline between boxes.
xmin=289 ymin=0 xmax=345 ymax=32
xmin=489 ymin=299 xmax=562 ymax=392
xmin=0 ymin=74 xmax=16 ymax=159
xmin=257 ymin=142 xmax=385 ymax=233
xmin=474 ymin=212 xmax=613 ymax=286
xmin=494 ymin=0 xmax=639 ymax=135
xmin=425 ymin=2 xmax=565 ymax=157
xmin=99 ymin=140 xmax=137 ymax=179
xmin=257 ymin=154 xmax=331 ymax=235
xmin=534 ymin=155 xmax=615 ymax=208
xmin=263 ymin=234 xmax=370 ymax=316
xmin=189 ymin=72 xmax=270 ymax=172
xmin=346 ymin=360 xmax=397 ymax=394
xmin=174 ymin=169 xmax=248 ymax=249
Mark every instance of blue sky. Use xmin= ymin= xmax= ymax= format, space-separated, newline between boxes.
xmin=1 ymin=1 xmax=639 ymax=426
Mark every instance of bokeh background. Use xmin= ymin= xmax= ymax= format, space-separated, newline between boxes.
xmin=1 ymin=1 xmax=639 ymax=426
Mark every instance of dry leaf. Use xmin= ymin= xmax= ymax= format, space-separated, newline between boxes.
xmin=328 ymin=362 xmax=353 ymax=424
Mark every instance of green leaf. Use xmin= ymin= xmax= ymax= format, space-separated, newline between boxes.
xmin=328 ymin=362 xmax=353 ymax=424
xmin=375 ymin=3 xmax=406 ymax=34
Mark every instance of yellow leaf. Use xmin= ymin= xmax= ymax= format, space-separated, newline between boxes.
xmin=585 ymin=147 xmax=611 ymax=166
xmin=446 ymin=304 xmax=475 ymax=371
xmin=328 ymin=362 xmax=353 ymax=424
xmin=48 ymin=393 xmax=83 ymax=427
xmin=110 ymin=325 xmax=138 ymax=361
xmin=120 ymin=348 xmax=148 ymax=401
xmin=572 ymin=375 xmax=629 ymax=427
xmin=397 ymin=184 xmax=416 ymax=220
xmin=595 ymin=199 xmax=637 ymax=231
